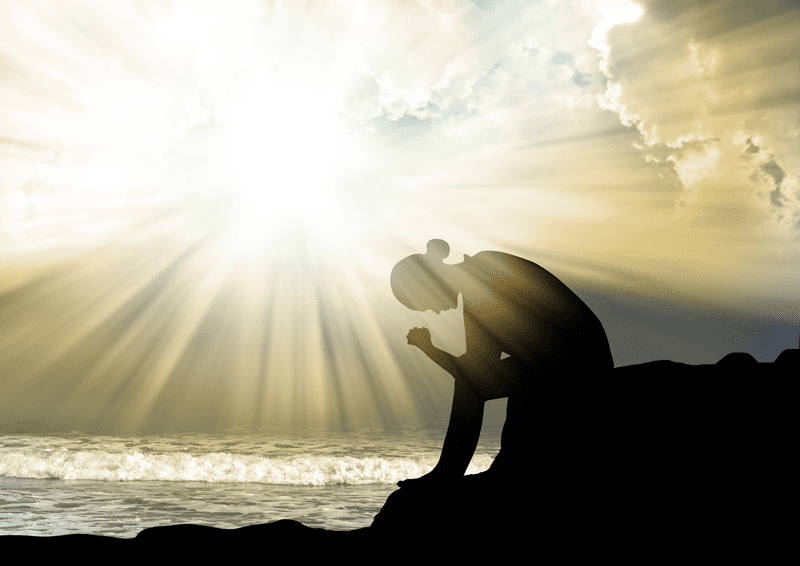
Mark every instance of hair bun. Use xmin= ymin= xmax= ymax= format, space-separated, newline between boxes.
xmin=425 ymin=239 xmax=450 ymax=261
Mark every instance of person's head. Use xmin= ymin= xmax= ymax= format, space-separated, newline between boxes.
xmin=391 ymin=239 xmax=458 ymax=313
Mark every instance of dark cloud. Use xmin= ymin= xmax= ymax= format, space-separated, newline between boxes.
xmin=761 ymin=159 xmax=786 ymax=207
xmin=640 ymin=0 xmax=800 ymax=39
xmin=522 ymin=46 xmax=539 ymax=59
xmin=544 ymin=50 xmax=597 ymax=87
xmin=643 ymin=137 xmax=720 ymax=162
xmin=463 ymin=0 xmax=543 ymax=32
xmin=372 ymin=96 xmax=471 ymax=140
xmin=745 ymin=137 xmax=760 ymax=153
xmin=572 ymin=70 xmax=592 ymax=87
xmin=714 ymin=91 xmax=800 ymax=115
xmin=606 ymin=1 xmax=800 ymax=93
xmin=761 ymin=159 xmax=785 ymax=187
xmin=444 ymin=98 xmax=469 ymax=117
xmin=548 ymin=51 xmax=597 ymax=88
xmin=769 ymin=187 xmax=784 ymax=207
xmin=372 ymin=113 xmax=434 ymax=140
xmin=550 ymin=51 xmax=573 ymax=66
xmin=483 ymin=62 xmax=501 ymax=78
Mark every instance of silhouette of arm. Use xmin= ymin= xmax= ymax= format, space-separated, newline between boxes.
xmin=398 ymin=368 xmax=485 ymax=486
xmin=423 ymin=344 xmax=465 ymax=379
xmin=407 ymin=325 xmax=514 ymax=398
xmin=407 ymin=327 xmax=465 ymax=380
xmin=420 ymin=342 xmax=516 ymax=400
xmin=434 ymin=379 xmax=484 ymax=478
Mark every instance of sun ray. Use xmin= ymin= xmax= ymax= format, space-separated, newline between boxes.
xmin=1 ymin=1 xmax=797 ymax=433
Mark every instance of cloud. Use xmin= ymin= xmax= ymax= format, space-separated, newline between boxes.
xmin=644 ymin=0 xmax=799 ymax=39
xmin=757 ymin=159 xmax=787 ymax=208
xmin=352 ymin=0 xmax=620 ymax=145
xmin=593 ymin=0 xmax=800 ymax=241
xmin=550 ymin=51 xmax=574 ymax=66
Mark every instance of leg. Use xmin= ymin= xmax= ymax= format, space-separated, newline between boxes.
xmin=399 ymin=379 xmax=484 ymax=488
xmin=488 ymin=376 xmax=534 ymax=476
xmin=489 ymin=359 xmax=603 ymax=478
xmin=489 ymin=362 xmax=565 ymax=476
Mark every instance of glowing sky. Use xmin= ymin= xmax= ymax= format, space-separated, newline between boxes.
xmin=1 ymin=0 xmax=798 ymax=433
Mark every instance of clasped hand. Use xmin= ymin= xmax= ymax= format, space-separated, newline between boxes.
xmin=406 ymin=327 xmax=433 ymax=350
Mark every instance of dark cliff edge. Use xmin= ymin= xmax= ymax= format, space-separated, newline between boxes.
xmin=3 ymin=349 xmax=796 ymax=558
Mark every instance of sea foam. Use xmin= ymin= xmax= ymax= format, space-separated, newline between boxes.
xmin=0 ymin=449 xmax=494 ymax=485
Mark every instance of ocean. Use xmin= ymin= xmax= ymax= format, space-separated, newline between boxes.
xmin=0 ymin=425 xmax=500 ymax=537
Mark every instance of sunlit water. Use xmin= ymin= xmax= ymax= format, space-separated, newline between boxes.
xmin=0 ymin=425 xmax=500 ymax=537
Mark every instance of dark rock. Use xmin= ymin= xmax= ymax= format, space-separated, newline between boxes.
xmin=716 ymin=351 xmax=758 ymax=366
xmin=774 ymin=348 xmax=800 ymax=366
xmin=2 ymin=354 xmax=795 ymax=558
xmin=372 ymin=355 xmax=796 ymax=558
xmin=1 ymin=520 xmax=373 ymax=557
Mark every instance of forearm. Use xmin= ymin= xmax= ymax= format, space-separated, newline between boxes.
xmin=420 ymin=344 xmax=498 ymax=388
xmin=422 ymin=346 xmax=521 ymax=400
xmin=434 ymin=380 xmax=484 ymax=477
xmin=420 ymin=344 xmax=464 ymax=379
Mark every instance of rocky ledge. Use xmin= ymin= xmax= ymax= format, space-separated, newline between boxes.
xmin=3 ymin=349 xmax=796 ymax=558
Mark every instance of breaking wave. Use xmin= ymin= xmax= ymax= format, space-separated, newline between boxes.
xmin=0 ymin=449 xmax=493 ymax=485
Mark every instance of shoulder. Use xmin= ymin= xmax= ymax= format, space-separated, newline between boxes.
xmin=470 ymin=251 xmax=547 ymax=276
xmin=470 ymin=250 xmax=520 ymax=266
xmin=468 ymin=251 xmax=573 ymax=295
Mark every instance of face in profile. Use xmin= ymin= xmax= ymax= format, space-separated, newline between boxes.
xmin=419 ymin=290 xmax=458 ymax=314
xmin=391 ymin=254 xmax=457 ymax=314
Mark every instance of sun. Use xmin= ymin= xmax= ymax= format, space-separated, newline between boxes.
xmin=138 ymin=4 xmax=379 ymax=251
xmin=185 ymin=65 xmax=362 ymax=244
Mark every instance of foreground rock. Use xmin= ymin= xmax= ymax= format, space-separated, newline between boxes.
xmin=373 ymin=349 xmax=796 ymax=557
xmin=1 ymin=520 xmax=372 ymax=556
xmin=3 ymin=350 xmax=796 ymax=558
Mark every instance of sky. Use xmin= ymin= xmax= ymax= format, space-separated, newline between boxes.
xmin=0 ymin=0 xmax=798 ymax=434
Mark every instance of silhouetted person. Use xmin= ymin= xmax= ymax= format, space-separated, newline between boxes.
xmin=391 ymin=239 xmax=613 ymax=487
